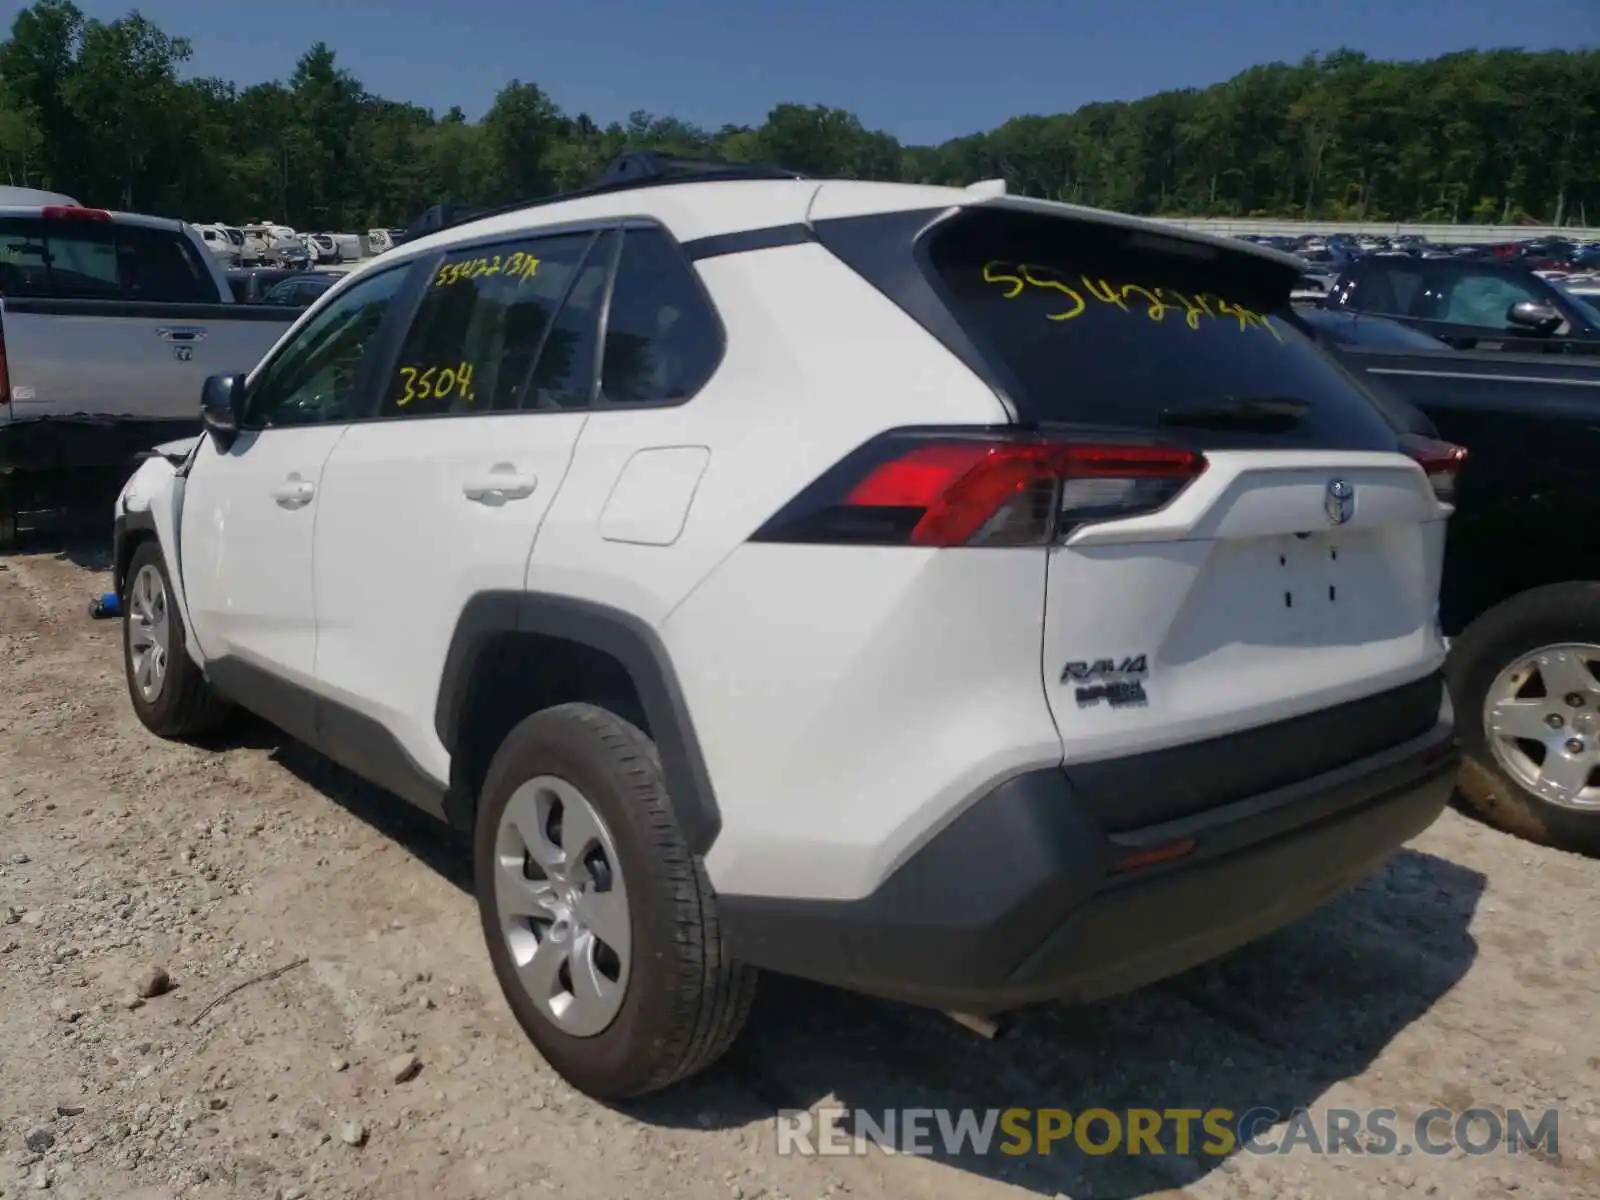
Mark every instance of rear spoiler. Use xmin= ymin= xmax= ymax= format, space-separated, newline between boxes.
xmin=971 ymin=194 xmax=1306 ymax=274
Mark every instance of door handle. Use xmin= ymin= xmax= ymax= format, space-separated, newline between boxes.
xmin=462 ymin=465 xmax=536 ymax=504
xmin=156 ymin=326 xmax=207 ymax=343
xmin=272 ymin=475 xmax=315 ymax=508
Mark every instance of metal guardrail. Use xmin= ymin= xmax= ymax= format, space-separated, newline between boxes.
xmin=1146 ymin=217 xmax=1600 ymax=244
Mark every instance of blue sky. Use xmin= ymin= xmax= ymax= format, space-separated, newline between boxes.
xmin=15 ymin=0 xmax=1598 ymax=145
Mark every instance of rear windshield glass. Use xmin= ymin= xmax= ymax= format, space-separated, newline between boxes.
xmin=923 ymin=209 xmax=1397 ymax=447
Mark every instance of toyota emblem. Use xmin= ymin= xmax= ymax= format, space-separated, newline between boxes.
xmin=1324 ymin=478 xmax=1355 ymax=526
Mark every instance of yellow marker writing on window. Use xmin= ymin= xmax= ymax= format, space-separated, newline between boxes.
xmin=434 ymin=253 xmax=539 ymax=288
xmin=395 ymin=361 xmax=477 ymax=408
xmin=1018 ymin=263 xmax=1085 ymax=321
xmin=982 ymin=260 xmax=1279 ymax=339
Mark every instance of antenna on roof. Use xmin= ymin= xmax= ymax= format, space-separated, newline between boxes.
xmin=965 ymin=178 xmax=1008 ymax=198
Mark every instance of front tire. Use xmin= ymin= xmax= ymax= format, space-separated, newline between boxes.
xmin=1447 ymin=582 xmax=1600 ymax=856
xmin=473 ymin=702 xmax=756 ymax=1100
xmin=122 ymin=540 xmax=231 ymax=738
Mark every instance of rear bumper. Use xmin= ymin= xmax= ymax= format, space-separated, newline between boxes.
xmin=718 ymin=700 xmax=1456 ymax=1012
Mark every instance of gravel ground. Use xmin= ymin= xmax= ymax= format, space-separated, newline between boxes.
xmin=2 ymin=542 xmax=1598 ymax=1200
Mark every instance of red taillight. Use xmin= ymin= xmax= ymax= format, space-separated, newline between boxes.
xmin=753 ymin=431 xmax=1207 ymax=548
xmin=1399 ymin=434 xmax=1468 ymax=505
xmin=41 ymin=205 xmax=112 ymax=222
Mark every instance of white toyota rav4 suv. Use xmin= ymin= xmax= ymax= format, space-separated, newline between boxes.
xmin=113 ymin=154 xmax=1462 ymax=1099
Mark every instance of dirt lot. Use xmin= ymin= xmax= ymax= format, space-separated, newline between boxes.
xmin=2 ymin=542 xmax=1598 ymax=1200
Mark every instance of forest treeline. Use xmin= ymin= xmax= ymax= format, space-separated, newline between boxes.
xmin=1 ymin=0 xmax=1596 ymax=230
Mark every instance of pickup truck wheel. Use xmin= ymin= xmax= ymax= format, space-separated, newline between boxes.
xmin=1448 ymin=582 xmax=1600 ymax=856
xmin=473 ymin=702 xmax=756 ymax=1100
xmin=122 ymin=541 xmax=231 ymax=738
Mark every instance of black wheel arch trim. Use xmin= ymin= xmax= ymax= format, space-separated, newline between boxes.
xmin=113 ymin=508 xmax=158 ymax=597
xmin=434 ymin=591 xmax=722 ymax=854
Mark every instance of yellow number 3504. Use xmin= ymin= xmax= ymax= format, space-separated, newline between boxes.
xmin=395 ymin=361 xmax=477 ymax=409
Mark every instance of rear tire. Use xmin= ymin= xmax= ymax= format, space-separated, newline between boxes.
xmin=474 ymin=702 xmax=756 ymax=1100
xmin=1447 ymin=582 xmax=1600 ymax=856
xmin=122 ymin=540 xmax=232 ymax=738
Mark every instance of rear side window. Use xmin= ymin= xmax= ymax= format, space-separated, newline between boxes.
xmin=380 ymin=231 xmax=600 ymax=418
xmin=0 ymin=217 xmax=215 ymax=302
xmin=919 ymin=209 xmax=1396 ymax=448
xmin=599 ymin=227 xmax=721 ymax=406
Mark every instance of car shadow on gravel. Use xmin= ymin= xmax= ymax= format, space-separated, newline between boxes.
xmin=221 ymin=721 xmax=1486 ymax=1200
xmin=630 ymin=848 xmax=1487 ymax=1199
xmin=237 ymin=718 xmax=474 ymax=891
xmin=0 ymin=518 xmax=114 ymax=573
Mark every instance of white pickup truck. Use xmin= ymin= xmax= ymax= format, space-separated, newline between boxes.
xmin=0 ymin=199 xmax=299 ymax=545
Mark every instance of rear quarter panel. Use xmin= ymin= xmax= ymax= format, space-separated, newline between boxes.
xmin=529 ymin=239 xmax=1010 ymax=623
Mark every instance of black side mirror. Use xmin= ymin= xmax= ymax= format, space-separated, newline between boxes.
xmin=201 ymin=373 xmax=245 ymax=449
xmin=1506 ymin=299 xmax=1562 ymax=334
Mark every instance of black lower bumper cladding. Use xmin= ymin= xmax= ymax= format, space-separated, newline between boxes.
xmin=718 ymin=681 xmax=1456 ymax=1012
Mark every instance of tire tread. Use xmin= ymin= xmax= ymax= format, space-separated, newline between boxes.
xmin=477 ymin=702 xmax=756 ymax=1097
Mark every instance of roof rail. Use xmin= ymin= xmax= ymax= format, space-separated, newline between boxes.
xmin=594 ymin=150 xmax=807 ymax=187
xmin=436 ymin=151 xmax=809 ymax=234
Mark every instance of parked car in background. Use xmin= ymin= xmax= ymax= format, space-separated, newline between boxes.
xmin=303 ymin=233 xmax=340 ymax=264
xmin=1295 ymin=301 xmax=1600 ymax=855
xmin=193 ymin=223 xmax=241 ymax=267
xmin=239 ymin=224 xmax=276 ymax=265
xmin=260 ymin=269 xmax=342 ymax=306
xmin=225 ymin=267 xmax=295 ymax=303
xmin=1325 ymin=254 xmax=1600 ymax=350
xmin=277 ymin=238 xmax=312 ymax=270
xmin=227 ymin=226 xmax=252 ymax=265
xmin=331 ymin=232 xmax=363 ymax=262
xmin=1291 ymin=306 xmax=1449 ymax=436
xmin=239 ymin=224 xmax=309 ymax=267
xmin=0 ymin=203 xmax=298 ymax=545
xmin=209 ymin=224 xmax=255 ymax=266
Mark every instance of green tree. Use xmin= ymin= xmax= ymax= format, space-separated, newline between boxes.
xmin=2 ymin=0 xmax=1595 ymax=230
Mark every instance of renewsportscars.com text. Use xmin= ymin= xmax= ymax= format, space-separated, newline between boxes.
xmin=775 ymin=1106 xmax=1559 ymax=1158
